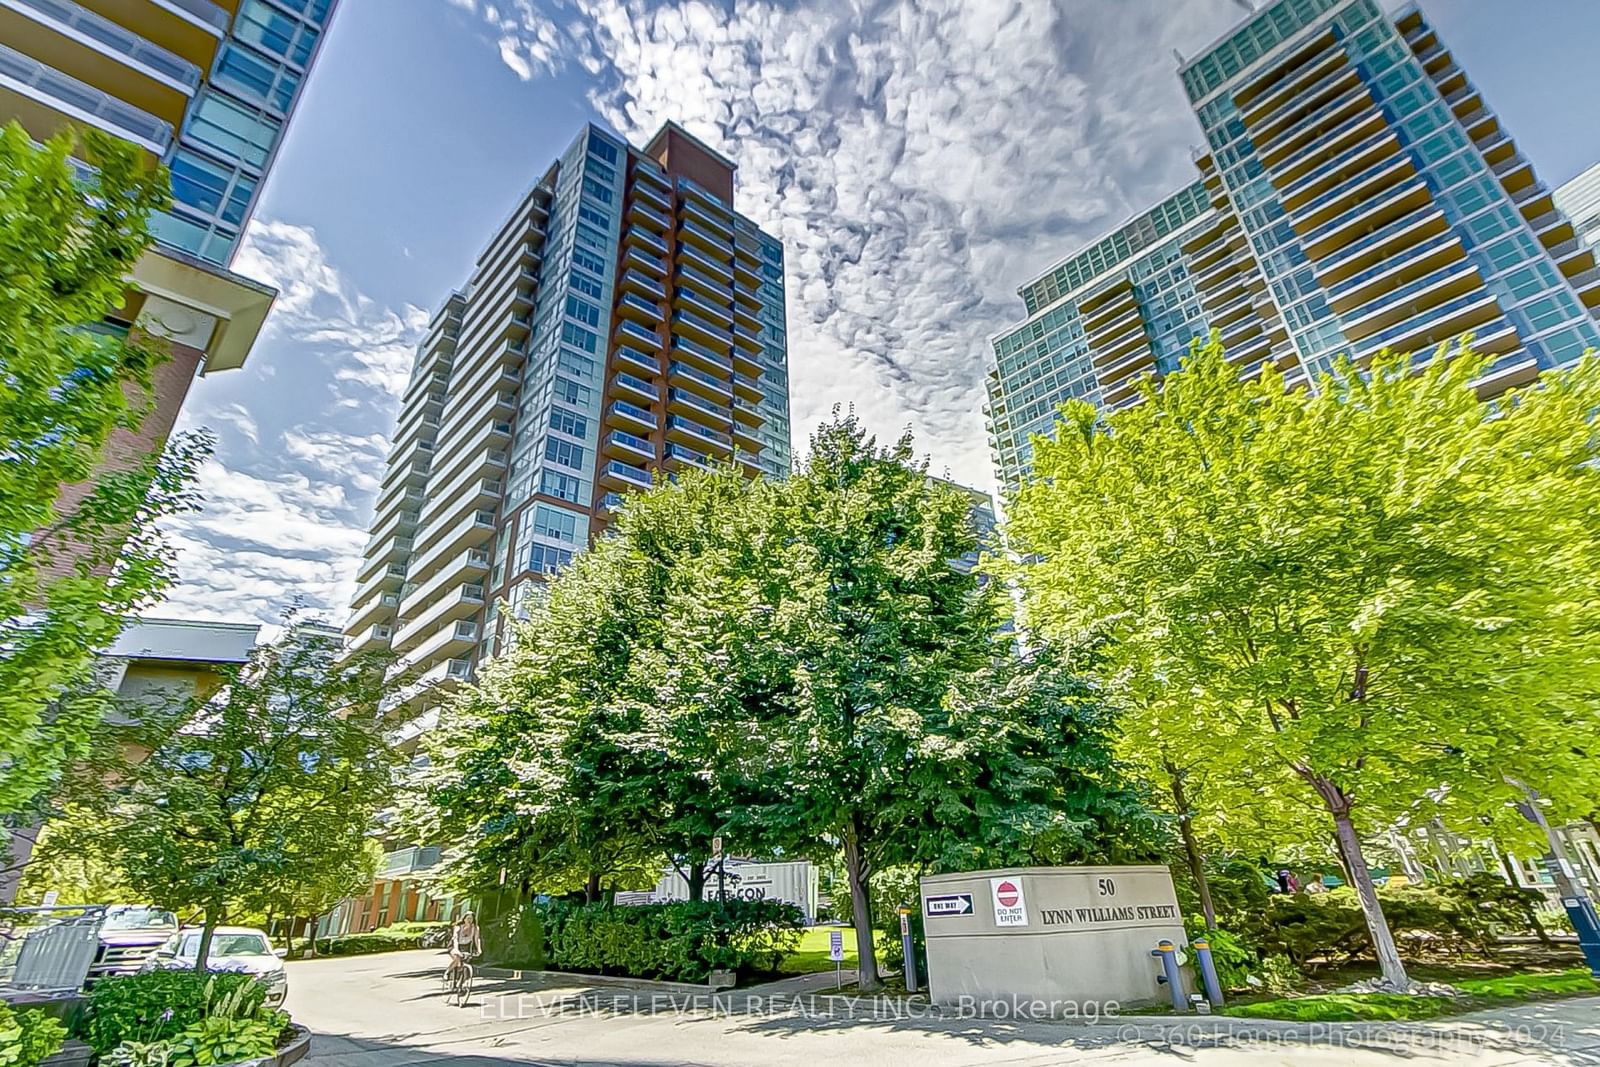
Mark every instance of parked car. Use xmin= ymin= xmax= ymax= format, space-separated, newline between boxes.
xmin=87 ymin=905 xmax=180 ymax=983
xmin=141 ymin=926 xmax=289 ymax=1007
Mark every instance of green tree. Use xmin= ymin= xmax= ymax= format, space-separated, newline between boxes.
xmin=1003 ymin=339 xmax=1600 ymax=989
xmin=663 ymin=415 xmax=1153 ymax=990
xmin=70 ymin=621 xmax=397 ymax=969
xmin=0 ymin=122 xmax=208 ymax=819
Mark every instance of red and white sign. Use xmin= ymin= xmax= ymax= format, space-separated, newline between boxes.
xmin=989 ymin=876 xmax=1028 ymax=926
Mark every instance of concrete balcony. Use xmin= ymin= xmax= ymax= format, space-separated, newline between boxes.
xmin=616 ymin=318 xmax=662 ymax=350
xmin=732 ymin=423 xmax=762 ymax=454
xmin=393 ymin=582 xmax=486 ymax=653
xmin=671 ymin=336 xmax=733 ymax=375
xmin=678 ymin=217 xmax=734 ymax=258
xmin=399 ymin=546 xmax=489 ymax=618
xmin=625 ymin=246 xmax=668 ymax=277
xmin=417 ymin=472 xmax=502 ymax=539
xmin=672 ymin=284 xmax=735 ymax=326
xmin=357 ymin=533 xmax=413 ymax=583
xmin=624 ymin=225 xmax=670 ymax=257
xmin=664 ymin=442 xmax=711 ymax=471
xmin=1341 ymin=259 xmax=1482 ymax=341
xmin=606 ymin=400 xmax=657 ymax=433
xmin=346 ymin=622 xmax=393 ymax=656
xmin=731 ymin=371 xmax=762 ymax=403
xmin=668 ymin=361 xmax=732 ymax=403
xmin=620 ymin=269 xmax=667 ymax=300
xmin=605 ymin=429 xmax=654 ymax=462
xmin=347 ymin=586 xmax=401 ymax=634
xmin=600 ymin=459 xmax=652 ymax=490
xmin=618 ymin=291 xmax=663 ymax=324
xmin=679 ymin=196 xmax=734 ymax=241
xmin=408 ymin=509 xmax=496 ymax=582
xmin=677 ymin=243 xmax=734 ymax=283
xmin=677 ymin=178 xmax=733 ymax=220
xmin=677 ymin=262 xmax=734 ymax=303
xmin=632 ymin=177 xmax=670 ymax=212
xmin=732 ymin=322 xmax=763 ymax=354
xmin=352 ymin=562 xmax=407 ymax=609
xmin=611 ymin=371 xmax=659 ymax=405
xmin=613 ymin=343 xmax=660 ymax=379
xmin=672 ymin=310 xmax=734 ymax=352
xmin=628 ymin=199 xmax=671 ymax=232
xmin=733 ymin=395 xmax=766 ymax=428
xmin=667 ymin=413 xmax=732 ymax=455
xmin=403 ymin=619 xmax=479 ymax=670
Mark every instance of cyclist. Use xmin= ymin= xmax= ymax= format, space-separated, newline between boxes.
xmin=445 ymin=912 xmax=481 ymax=990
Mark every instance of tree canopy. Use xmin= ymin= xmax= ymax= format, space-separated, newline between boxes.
xmin=1002 ymin=338 xmax=1600 ymax=987
xmin=0 ymin=122 xmax=208 ymax=818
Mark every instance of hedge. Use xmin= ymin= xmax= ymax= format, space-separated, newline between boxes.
xmin=487 ymin=898 xmax=804 ymax=983
xmin=288 ymin=921 xmax=448 ymax=959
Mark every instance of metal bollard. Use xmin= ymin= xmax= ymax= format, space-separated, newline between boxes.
xmin=898 ymin=906 xmax=919 ymax=993
xmin=1192 ymin=936 xmax=1225 ymax=1007
xmin=1150 ymin=939 xmax=1187 ymax=1012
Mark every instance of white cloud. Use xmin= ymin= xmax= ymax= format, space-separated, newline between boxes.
xmin=459 ymin=0 xmax=1243 ymax=493
xmin=160 ymin=220 xmax=427 ymax=628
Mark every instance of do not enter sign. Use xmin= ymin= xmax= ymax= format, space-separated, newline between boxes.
xmin=989 ymin=876 xmax=1028 ymax=926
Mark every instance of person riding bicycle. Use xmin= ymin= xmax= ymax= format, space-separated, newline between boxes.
xmin=448 ymin=911 xmax=481 ymax=971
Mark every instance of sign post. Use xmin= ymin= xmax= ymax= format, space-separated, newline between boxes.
xmin=828 ymin=929 xmax=845 ymax=989
xmin=711 ymin=836 xmax=725 ymax=903
xmin=897 ymin=906 xmax=918 ymax=993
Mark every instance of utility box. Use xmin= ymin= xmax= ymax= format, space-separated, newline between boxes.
xmin=920 ymin=865 xmax=1190 ymax=1014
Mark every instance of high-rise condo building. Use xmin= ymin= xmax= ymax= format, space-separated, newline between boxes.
xmin=4 ymin=0 xmax=338 ymax=564
xmin=1556 ymin=161 xmax=1600 ymax=254
xmin=346 ymin=122 xmax=791 ymax=745
xmin=986 ymin=0 xmax=1600 ymax=493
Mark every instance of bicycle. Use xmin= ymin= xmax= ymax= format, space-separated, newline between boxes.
xmin=444 ymin=952 xmax=475 ymax=1007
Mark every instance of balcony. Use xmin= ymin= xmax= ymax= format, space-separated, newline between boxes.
xmin=393 ymin=582 xmax=486 ymax=654
xmin=613 ymin=343 xmax=659 ymax=378
xmin=7 ymin=0 xmax=203 ymax=98
xmin=408 ymin=509 xmax=496 ymax=580
xmin=620 ymin=270 xmax=667 ymax=300
xmin=625 ymin=247 xmax=668 ymax=277
xmin=611 ymin=371 xmax=659 ymax=404
xmin=618 ymin=291 xmax=662 ymax=324
xmin=605 ymin=429 xmax=654 ymax=461
xmin=377 ymin=846 xmax=443 ymax=877
xmin=398 ymin=546 xmax=489 ymax=618
xmin=733 ymin=395 xmax=765 ymax=428
xmin=677 ymin=242 xmax=734 ymax=282
xmin=1311 ymin=204 xmax=1446 ymax=283
xmin=616 ymin=318 xmax=661 ymax=349
xmin=629 ymin=199 xmax=671 ymax=232
xmin=733 ymin=257 xmax=761 ymax=288
xmin=347 ymin=590 xmax=401 ymax=636
xmin=1300 ymin=178 xmax=1432 ymax=260
xmin=678 ymin=178 xmax=733 ymax=218
xmin=1326 ymin=231 xmax=1464 ymax=313
xmin=672 ymin=309 xmax=734 ymax=350
xmin=624 ymin=226 xmax=669 ymax=257
xmin=606 ymin=399 xmax=657 ymax=433
xmin=345 ymin=623 xmax=393 ymax=656
xmin=733 ymin=301 xmax=761 ymax=331
xmin=680 ymin=197 xmax=734 ymax=241
xmin=677 ymin=217 xmax=734 ymax=257
xmin=668 ymin=414 xmax=732 ymax=454
xmin=0 ymin=41 xmax=172 ymax=153
xmin=1341 ymin=260 xmax=1482 ymax=340
xmin=404 ymin=619 xmax=480 ymax=669
xmin=732 ymin=322 xmax=763 ymax=353
xmin=1287 ymin=155 xmax=1413 ymax=233
xmin=352 ymin=562 xmax=407 ymax=609
xmin=632 ymin=178 xmax=670 ymax=212
xmin=676 ymin=262 xmax=734 ymax=302
xmin=671 ymin=336 xmax=734 ymax=374
xmin=668 ymin=361 xmax=732 ymax=402
xmin=672 ymin=285 xmax=734 ymax=326
xmin=731 ymin=371 xmax=762 ymax=403
xmin=668 ymin=386 xmax=731 ymax=421
xmin=732 ymin=423 xmax=762 ymax=453
xmin=358 ymin=534 xmax=413 ymax=582
xmin=1349 ymin=291 xmax=1505 ymax=363
xmin=601 ymin=460 xmax=652 ymax=490
xmin=664 ymin=442 xmax=710 ymax=470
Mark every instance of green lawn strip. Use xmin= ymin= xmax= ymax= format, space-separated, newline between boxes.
xmin=1221 ymin=969 xmax=1599 ymax=1022
xmin=774 ymin=926 xmax=858 ymax=975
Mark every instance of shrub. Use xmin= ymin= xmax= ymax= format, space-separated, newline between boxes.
xmin=165 ymin=1015 xmax=283 ymax=1067
xmin=483 ymin=907 xmax=546 ymax=969
xmin=1186 ymin=924 xmax=1257 ymax=991
xmin=291 ymin=921 xmax=444 ymax=958
xmin=0 ymin=1003 xmax=68 ymax=1067
xmin=1257 ymin=953 xmax=1304 ymax=997
xmin=519 ymin=898 xmax=804 ymax=982
xmin=80 ymin=972 xmax=265 ymax=1055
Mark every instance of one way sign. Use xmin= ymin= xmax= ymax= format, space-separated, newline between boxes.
xmin=925 ymin=893 xmax=974 ymax=917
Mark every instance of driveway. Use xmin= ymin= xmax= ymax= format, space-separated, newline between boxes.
xmin=285 ymin=948 xmax=1600 ymax=1067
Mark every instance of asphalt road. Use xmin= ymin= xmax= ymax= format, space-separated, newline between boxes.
xmin=285 ymin=948 xmax=1600 ymax=1067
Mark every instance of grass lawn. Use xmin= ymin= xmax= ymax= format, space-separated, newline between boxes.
xmin=776 ymin=925 xmax=859 ymax=975
xmin=1221 ymin=968 xmax=1599 ymax=1022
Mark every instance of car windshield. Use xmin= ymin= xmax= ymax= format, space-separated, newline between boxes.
xmin=177 ymin=933 xmax=270 ymax=957
xmin=103 ymin=908 xmax=177 ymax=930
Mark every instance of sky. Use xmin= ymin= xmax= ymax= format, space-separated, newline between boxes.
xmin=159 ymin=0 xmax=1600 ymax=629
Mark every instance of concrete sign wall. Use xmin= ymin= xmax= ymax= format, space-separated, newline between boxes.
xmin=920 ymin=865 xmax=1189 ymax=1013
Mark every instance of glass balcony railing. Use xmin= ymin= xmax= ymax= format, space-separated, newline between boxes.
xmin=609 ymin=429 xmax=653 ymax=456
xmin=0 ymin=42 xmax=173 ymax=151
xmin=621 ymin=270 xmax=667 ymax=299
xmin=1351 ymin=293 xmax=1500 ymax=357
xmin=609 ymin=400 xmax=657 ymax=429
xmin=676 ymin=262 xmax=734 ymax=298
xmin=669 ymin=387 xmax=731 ymax=421
xmin=626 ymin=226 xmax=669 ymax=256
xmin=606 ymin=460 xmax=652 ymax=486
xmin=1314 ymin=204 xmax=1438 ymax=276
xmin=678 ymin=242 xmax=734 ymax=280
xmin=675 ymin=286 xmax=734 ymax=324
xmin=678 ymin=217 xmax=733 ymax=251
xmin=1327 ymin=231 xmax=1461 ymax=303
xmin=669 ymin=361 xmax=732 ymax=395
xmin=620 ymin=292 xmax=662 ymax=319
xmin=680 ymin=197 xmax=734 ymax=239
xmin=669 ymin=415 xmax=731 ymax=446
xmin=665 ymin=443 xmax=710 ymax=468
xmin=614 ymin=345 xmax=658 ymax=375
xmin=1301 ymin=177 xmax=1426 ymax=248
xmin=617 ymin=319 xmax=660 ymax=347
xmin=15 ymin=0 xmax=202 ymax=89
xmin=671 ymin=336 xmax=734 ymax=371
xmin=625 ymin=247 xmax=668 ymax=276
xmin=673 ymin=309 xmax=734 ymax=344
xmin=614 ymin=371 xmax=659 ymax=399
xmin=1343 ymin=260 xmax=1478 ymax=332
xmin=1289 ymin=155 xmax=1409 ymax=229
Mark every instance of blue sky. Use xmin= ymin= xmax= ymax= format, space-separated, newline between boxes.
xmin=161 ymin=0 xmax=1600 ymax=628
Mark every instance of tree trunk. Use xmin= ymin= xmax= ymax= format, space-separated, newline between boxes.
xmin=193 ymin=906 xmax=221 ymax=973
xmin=304 ymin=913 xmax=320 ymax=957
xmin=688 ymin=860 xmax=706 ymax=903
xmin=1166 ymin=762 xmax=1216 ymax=931
xmin=842 ymin=818 xmax=881 ymax=993
xmin=1327 ymin=805 xmax=1408 ymax=989
xmin=584 ymin=872 xmax=601 ymax=905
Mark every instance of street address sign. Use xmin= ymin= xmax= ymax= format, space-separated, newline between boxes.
xmin=925 ymin=893 xmax=974 ymax=917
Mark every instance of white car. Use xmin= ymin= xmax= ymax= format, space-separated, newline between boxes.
xmin=141 ymin=926 xmax=290 ymax=1007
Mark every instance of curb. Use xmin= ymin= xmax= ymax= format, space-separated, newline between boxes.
xmin=478 ymin=966 xmax=709 ymax=995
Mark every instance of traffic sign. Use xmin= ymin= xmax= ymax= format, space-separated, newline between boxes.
xmin=924 ymin=893 xmax=973 ymax=917
xmin=990 ymin=876 xmax=1028 ymax=926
